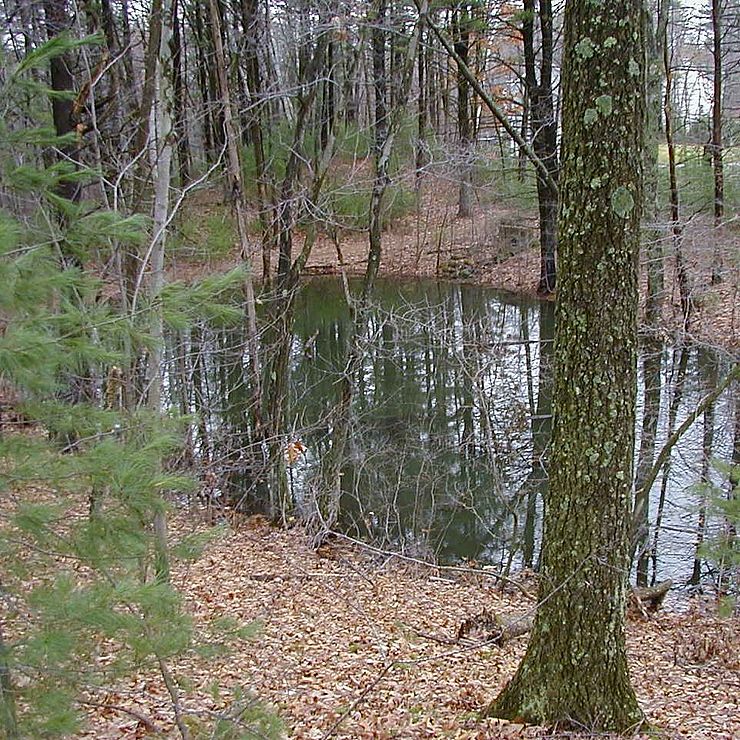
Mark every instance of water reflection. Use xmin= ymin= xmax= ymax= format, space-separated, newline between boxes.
xmin=166 ymin=278 xmax=736 ymax=586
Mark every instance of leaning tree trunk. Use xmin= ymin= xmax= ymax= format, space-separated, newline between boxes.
xmin=485 ymin=0 xmax=645 ymax=730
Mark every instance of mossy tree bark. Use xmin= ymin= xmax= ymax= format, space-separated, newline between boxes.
xmin=485 ymin=0 xmax=645 ymax=731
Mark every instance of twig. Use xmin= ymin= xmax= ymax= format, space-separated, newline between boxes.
xmin=77 ymin=698 xmax=161 ymax=733
xmin=327 ymin=530 xmax=535 ymax=599
xmin=157 ymin=656 xmax=191 ymax=740
xmin=247 ymin=571 xmax=347 ymax=581
xmin=637 ymin=362 xmax=739 ymax=502
xmin=405 ymin=626 xmax=460 ymax=646
xmin=321 ymin=663 xmax=395 ymax=740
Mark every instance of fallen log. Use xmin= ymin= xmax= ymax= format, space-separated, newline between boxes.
xmin=629 ymin=579 xmax=673 ymax=616
xmin=456 ymin=608 xmax=534 ymax=646
xmin=453 ymin=580 xmax=673 ymax=646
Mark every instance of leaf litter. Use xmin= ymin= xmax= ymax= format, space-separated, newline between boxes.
xmin=78 ymin=513 xmax=739 ymax=739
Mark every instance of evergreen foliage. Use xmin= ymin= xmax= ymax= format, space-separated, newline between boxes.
xmin=0 ymin=36 xmax=280 ymax=738
xmin=702 ymin=458 xmax=740 ymax=609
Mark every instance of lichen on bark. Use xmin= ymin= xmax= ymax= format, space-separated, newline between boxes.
xmin=483 ymin=0 xmax=646 ymax=732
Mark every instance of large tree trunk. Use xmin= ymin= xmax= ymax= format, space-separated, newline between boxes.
xmin=485 ymin=0 xmax=645 ymax=730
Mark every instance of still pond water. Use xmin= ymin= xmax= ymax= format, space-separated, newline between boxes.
xmin=168 ymin=278 xmax=736 ymax=587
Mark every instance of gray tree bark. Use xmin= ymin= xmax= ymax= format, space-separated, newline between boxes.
xmin=485 ymin=0 xmax=646 ymax=729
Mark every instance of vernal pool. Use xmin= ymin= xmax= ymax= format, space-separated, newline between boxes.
xmin=165 ymin=278 xmax=737 ymax=589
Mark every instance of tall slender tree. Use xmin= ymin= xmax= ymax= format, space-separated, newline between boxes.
xmin=43 ymin=0 xmax=83 ymax=267
xmin=710 ymin=0 xmax=724 ymax=283
xmin=208 ymin=0 xmax=263 ymax=440
xmin=662 ymin=0 xmax=691 ymax=327
xmin=485 ymin=0 xmax=646 ymax=729
xmin=317 ymin=0 xmax=426 ymax=537
xmin=643 ymin=1 xmax=667 ymax=326
xmin=454 ymin=4 xmax=473 ymax=218
xmin=522 ymin=0 xmax=559 ymax=294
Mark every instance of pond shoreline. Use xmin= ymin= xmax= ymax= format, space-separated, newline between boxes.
xmin=173 ymin=181 xmax=739 ymax=354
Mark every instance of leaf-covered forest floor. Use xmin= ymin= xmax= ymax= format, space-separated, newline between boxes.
xmin=170 ymin=174 xmax=740 ymax=352
xmin=82 ymin=514 xmax=739 ymax=739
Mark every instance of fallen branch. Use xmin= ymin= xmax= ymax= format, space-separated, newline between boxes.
xmin=327 ymin=530 xmax=535 ymax=599
xmin=630 ymin=579 xmax=673 ymax=616
xmin=456 ymin=609 xmax=534 ymax=646
xmin=448 ymin=581 xmax=674 ymax=647
xmin=247 ymin=572 xmax=345 ymax=581
xmin=77 ymin=699 xmax=161 ymax=734
xmin=637 ymin=363 xmax=739 ymax=503
xmin=409 ymin=614 xmax=534 ymax=648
